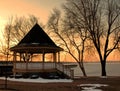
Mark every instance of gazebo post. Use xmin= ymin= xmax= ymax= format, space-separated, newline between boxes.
xmin=25 ymin=52 xmax=28 ymax=71
xmin=53 ymin=52 xmax=57 ymax=62
xmin=53 ymin=52 xmax=57 ymax=68
xmin=20 ymin=53 xmax=22 ymax=61
xmin=58 ymin=52 xmax=60 ymax=63
xmin=30 ymin=53 xmax=33 ymax=61
xmin=13 ymin=52 xmax=17 ymax=76
xmin=42 ymin=51 xmax=45 ymax=70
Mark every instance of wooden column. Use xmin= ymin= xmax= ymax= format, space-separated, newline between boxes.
xmin=13 ymin=52 xmax=17 ymax=76
xmin=20 ymin=53 xmax=22 ymax=61
xmin=24 ymin=52 xmax=28 ymax=72
xmin=53 ymin=52 xmax=57 ymax=68
xmin=53 ymin=52 xmax=57 ymax=62
xmin=30 ymin=54 xmax=33 ymax=61
xmin=58 ymin=52 xmax=60 ymax=63
xmin=42 ymin=51 xmax=45 ymax=70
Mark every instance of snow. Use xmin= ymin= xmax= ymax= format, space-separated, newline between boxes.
xmin=78 ymin=84 xmax=108 ymax=91
xmin=0 ymin=77 xmax=73 ymax=83
xmin=99 ymin=76 xmax=108 ymax=78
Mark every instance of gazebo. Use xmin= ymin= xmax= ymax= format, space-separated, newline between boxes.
xmin=10 ymin=24 xmax=73 ymax=78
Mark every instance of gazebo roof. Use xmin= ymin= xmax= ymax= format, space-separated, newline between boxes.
xmin=10 ymin=23 xmax=63 ymax=53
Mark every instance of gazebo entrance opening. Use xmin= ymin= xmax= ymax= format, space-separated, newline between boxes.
xmin=18 ymin=52 xmax=60 ymax=63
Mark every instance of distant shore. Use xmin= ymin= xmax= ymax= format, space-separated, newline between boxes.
xmin=0 ymin=60 xmax=120 ymax=62
xmin=0 ymin=76 xmax=120 ymax=91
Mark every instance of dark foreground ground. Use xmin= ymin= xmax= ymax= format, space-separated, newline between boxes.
xmin=0 ymin=76 xmax=120 ymax=91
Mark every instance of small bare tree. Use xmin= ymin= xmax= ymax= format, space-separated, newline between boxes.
xmin=10 ymin=15 xmax=39 ymax=45
xmin=2 ymin=17 xmax=14 ymax=61
xmin=0 ymin=15 xmax=40 ymax=61
xmin=47 ymin=8 xmax=90 ymax=76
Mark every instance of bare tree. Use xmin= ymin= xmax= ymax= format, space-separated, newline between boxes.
xmin=1 ymin=17 xmax=14 ymax=61
xmin=47 ymin=8 xmax=90 ymax=76
xmin=10 ymin=15 xmax=39 ymax=45
xmin=63 ymin=0 xmax=120 ymax=76
xmin=1 ymin=15 xmax=40 ymax=60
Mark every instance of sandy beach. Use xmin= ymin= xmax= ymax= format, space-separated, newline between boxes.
xmin=0 ymin=76 xmax=120 ymax=91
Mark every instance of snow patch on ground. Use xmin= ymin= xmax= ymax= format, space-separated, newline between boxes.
xmin=0 ymin=77 xmax=73 ymax=83
xmin=78 ymin=84 xmax=108 ymax=91
xmin=99 ymin=76 xmax=108 ymax=78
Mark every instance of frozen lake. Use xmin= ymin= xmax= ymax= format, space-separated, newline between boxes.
xmin=68 ymin=62 xmax=120 ymax=76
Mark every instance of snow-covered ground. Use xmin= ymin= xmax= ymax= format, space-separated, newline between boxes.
xmin=0 ymin=77 xmax=73 ymax=83
xmin=78 ymin=84 xmax=108 ymax=91
xmin=0 ymin=77 xmax=109 ymax=91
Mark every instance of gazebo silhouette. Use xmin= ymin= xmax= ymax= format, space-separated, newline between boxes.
xmin=10 ymin=24 xmax=73 ymax=78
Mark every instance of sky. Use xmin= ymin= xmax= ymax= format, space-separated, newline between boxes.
xmin=0 ymin=0 xmax=65 ymax=31
xmin=0 ymin=0 xmax=119 ymax=62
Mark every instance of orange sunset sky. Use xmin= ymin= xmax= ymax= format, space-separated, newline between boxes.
xmin=0 ymin=0 xmax=65 ymax=27
xmin=0 ymin=0 xmax=119 ymax=62
xmin=0 ymin=0 xmax=65 ymax=38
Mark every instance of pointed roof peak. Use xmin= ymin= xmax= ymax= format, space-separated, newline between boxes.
xmin=33 ymin=23 xmax=41 ymax=28
xmin=18 ymin=23 xmax=56 ymax=46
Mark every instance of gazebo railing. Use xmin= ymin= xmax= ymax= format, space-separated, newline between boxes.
xmin=15 ymin=62 xmax=56 ymax=70
xmin=14 ymin=62 xmax=73 ymax=78
xmin=56 ymin=63 xmax=72 ymax=77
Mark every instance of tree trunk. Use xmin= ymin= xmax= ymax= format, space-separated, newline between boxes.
xmin=82 ymin=67 xmax=87 ymax=77
xmin=78 ymin=63 xmax=87 ymax=77
xmin=101 ymin=61 xmax=107 ymax=76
